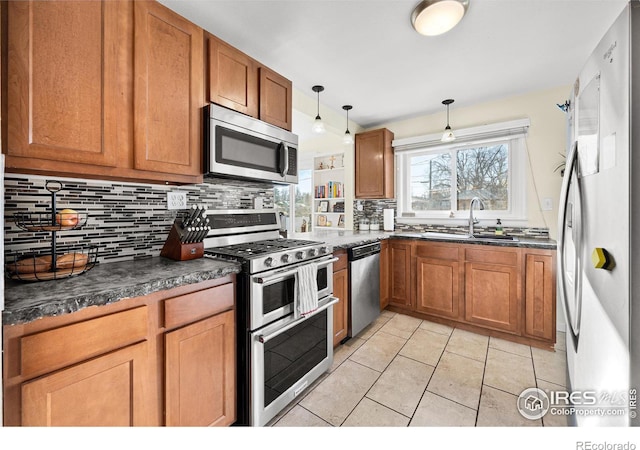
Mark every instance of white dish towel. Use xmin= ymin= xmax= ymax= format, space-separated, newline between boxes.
xmin=296 ymin=262 xmax=318 ymax=318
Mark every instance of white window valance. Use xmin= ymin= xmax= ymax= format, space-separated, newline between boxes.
xmin=392 ymin=118 xmax=531 ymax=153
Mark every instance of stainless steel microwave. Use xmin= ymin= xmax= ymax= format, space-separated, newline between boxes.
xmin=205 ymin=103 xmax=298 ymax=184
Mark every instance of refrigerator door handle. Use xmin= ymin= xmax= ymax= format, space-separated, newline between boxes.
xmin=558 ymin=141 xmax=582 ymax=342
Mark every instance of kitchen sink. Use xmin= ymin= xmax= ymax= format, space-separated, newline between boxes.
xmin=471 ymin=234 xmax=519 ymax=242
xmin=420 ymin=232 xmax=471 ymax=240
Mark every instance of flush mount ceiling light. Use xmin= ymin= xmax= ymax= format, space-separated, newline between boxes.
xmin=441 ymin=99 xmax=456 ymax=142
xmin=342 ymin=105 xmax=354 ymax=145
xmin=312 ymin=85 xmax=325 ymax=134
xmin=411 ymin=0 xmax=469 ymax=36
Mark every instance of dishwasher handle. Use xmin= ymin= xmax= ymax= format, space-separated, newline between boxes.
xmin=348 ymin=241 xmax=381 ymax=261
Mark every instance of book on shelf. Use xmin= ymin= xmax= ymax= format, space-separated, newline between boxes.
xmin=314 ymin=181 xmax=343 ymax=199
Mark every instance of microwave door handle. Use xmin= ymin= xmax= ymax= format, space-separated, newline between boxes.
xmin=279 ymin=142 xmax=289 ymax=177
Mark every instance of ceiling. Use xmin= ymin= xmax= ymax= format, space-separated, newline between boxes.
xmin=159 ymin=0 xmax=628 ymax=129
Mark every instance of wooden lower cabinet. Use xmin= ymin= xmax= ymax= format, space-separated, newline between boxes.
xmin=524 ymin=251 xmax=556 ymax=341
xmin=416 ymin=257 xmax=462 ymax=319
xmin=165 ymin=310 xmax=235 ymax=427
xmin=388 ymin=240 xmax=413 ymax=309
xmin=464 ymin=247 xmax=521 ymax=334
xmin=382 ymin=239 xmax=556 ymax=349
xmin=3 ymin=276 xmax=236 ymax=426
xmin=332 ymin=251 xmax=349 ymax=347
xmin=22 ymin=341 xmax=152 ymax=426
xmin=379 ymin=240 xmax=390 ymax=309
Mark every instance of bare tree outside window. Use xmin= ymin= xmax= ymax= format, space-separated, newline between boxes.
xmin=409 ymin=144 xmax=509 ymax=212
xmin=457 ymin=145 xmax=509 ymax=210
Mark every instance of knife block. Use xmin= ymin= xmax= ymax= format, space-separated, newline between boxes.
xmin=160 ymin=224 xmax=204 ymax=261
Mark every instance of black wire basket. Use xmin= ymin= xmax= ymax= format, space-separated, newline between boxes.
xmin=6 ymin=245 xmax=98 ymax=282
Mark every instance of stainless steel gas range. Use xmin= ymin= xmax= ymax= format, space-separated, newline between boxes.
xmin=204 ymin=210 xmax=336 ymax=426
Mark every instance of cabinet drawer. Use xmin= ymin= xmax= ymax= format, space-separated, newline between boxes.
xmin=164 ymin=283 xmax=235 ymax=329
xmin=415 ymin=243 xmax=460 ymax=260
xmin=465 ymin=247 xmax=519 ymax=266
xmin=333 ymin=251 xmax=348 ymax=272
xmin=21 ymin=306 xmax=148 ymax=379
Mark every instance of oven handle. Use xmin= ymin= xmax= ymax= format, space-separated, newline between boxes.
xmin=254 ymin=257 xmax=339 ymax=284
xmin=257 ymin=297 xmax=339 ymax=344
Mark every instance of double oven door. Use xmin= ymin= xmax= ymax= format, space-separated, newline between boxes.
xmin=241 ymin=253 xmax=337 ymax=426
xmin=249 ymin=254 xmax=335 ymax=330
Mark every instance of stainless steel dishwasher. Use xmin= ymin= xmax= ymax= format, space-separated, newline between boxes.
xmin=348 ymin=241 xmax=381 ymax=338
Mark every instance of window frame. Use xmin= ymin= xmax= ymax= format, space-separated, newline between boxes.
xmin=395 ymin=120 xmax=529 ymax=225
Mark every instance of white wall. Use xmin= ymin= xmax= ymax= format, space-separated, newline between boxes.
xmin=292 ymin=88 xmax=364 ymax=231
xmin=375 ymin=85 xmax=571 ymax=240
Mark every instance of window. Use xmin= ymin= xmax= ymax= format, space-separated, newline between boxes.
xmin=274 ymin=169 xmax=313 ymax=233
xmin=396 ymin=119 xmax=529 ymax=223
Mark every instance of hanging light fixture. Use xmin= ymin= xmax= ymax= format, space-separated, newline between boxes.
xmin=342 ymin=105 xmax=354 ymax=145
xmin=411 ymin=0 xmax=469 ymax=36
xmin=312 ymin=85 xmax=325 ymax=133
xmin=441 ymin=99 xmax=456 ymax=142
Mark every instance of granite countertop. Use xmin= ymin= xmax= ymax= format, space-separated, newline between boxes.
xmin=292 ymin=230 xmax=392 ymax=250
xmin=294 ymin=230 xmax=556 ymax=251
xmin=3 ymin=256 xmax=241 ymax=326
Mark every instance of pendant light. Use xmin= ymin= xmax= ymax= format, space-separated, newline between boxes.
xmin=441 ymin=99 xmax=456 ymax=142
xmin=312 ymin=85 xmax=325 ymax=134
xmin=411 ymin=0 xmax=469 ymax=36
xmin=342 ymin=105 xmax=354 ymax=145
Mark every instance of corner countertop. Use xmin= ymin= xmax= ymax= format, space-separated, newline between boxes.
xmin=292 ymin=230 xmax=392 ymax=250
xmin=294 ymin=230 xmax=556 ymax=251
xmin=3 ymin=256 xmax=241 ymax=326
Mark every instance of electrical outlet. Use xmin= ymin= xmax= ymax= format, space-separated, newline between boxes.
xmin=542 ymin=198 xmax=553 ymax=211
xmin=167 ymin=192 xmax=187 ymax=210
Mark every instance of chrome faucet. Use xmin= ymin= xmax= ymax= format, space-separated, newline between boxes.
xmin=469 ymin=197 xmax=485 ymax=236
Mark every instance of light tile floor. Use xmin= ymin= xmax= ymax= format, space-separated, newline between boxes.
xmin=269 ymin=310 xmax=568 ymax=427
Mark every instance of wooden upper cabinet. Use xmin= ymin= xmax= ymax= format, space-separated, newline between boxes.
xmin=259 ymin=67 xmax=292 ymax=131
xmin=133 ymin=1 xmax=204 ymax=176
xmin=355 ymin=128 xmax=395 ymax=199
xmin=6 ymin=0 xmax=124 ymax=167
xmin=207 ymin=34 xmax=258 ymax=118
xmin=206 ymin=33 xmax=292 ymax=130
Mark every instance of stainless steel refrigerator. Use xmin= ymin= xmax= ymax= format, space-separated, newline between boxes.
xmin=558 ymin=1 xmax=640 ymax=426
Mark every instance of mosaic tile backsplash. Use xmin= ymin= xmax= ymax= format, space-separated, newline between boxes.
xmin=352 ymin=199 xmax=550 ymax=238
xmin=5 ymin=175 xmax=274 ymax=263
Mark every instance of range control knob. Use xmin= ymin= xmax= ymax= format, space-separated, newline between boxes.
xmin=308 ymin=248 xmax=317 ymax=257
xmin=281 ymin=254 xmax=291 ymax=263
xmin=264 ymin=257 xmax=274 ymax=268
xmin=295 ymin=251 xmax=305 ymax=260
xmin=320 ymin=246 xmax=329 ymax=254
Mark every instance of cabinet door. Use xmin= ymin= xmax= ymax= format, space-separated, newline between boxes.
xmin=355 ymin=128 xmax=394 ymax=199
xmin=208 ymin=35 xmax=258 ymax=118
xmin=333 ymin=268 xmax=349 ymax=347
xmin=259 ymin=67 xmax=292 ymax=131
xmin=389 ymin=241 xmax=412 ymax=309
xmin=22 ymin=341 xmax=152 ymax=426
xmin=165 ymin=310 xmax=236 ymax=427
xmin=134 ymin=1 xmax=203 ymax=176
xmin=524 ymin=252 xmax=556 ymax=341
xmin=380 ymin=240 xmax=390 ymax=310
xmin=465 ymin=262 xmax=520 ymax=333
xmin=6 ymin=0 xmax=124 ymax=167
xmin=416 ymin=257 xmax=462 ymax=319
